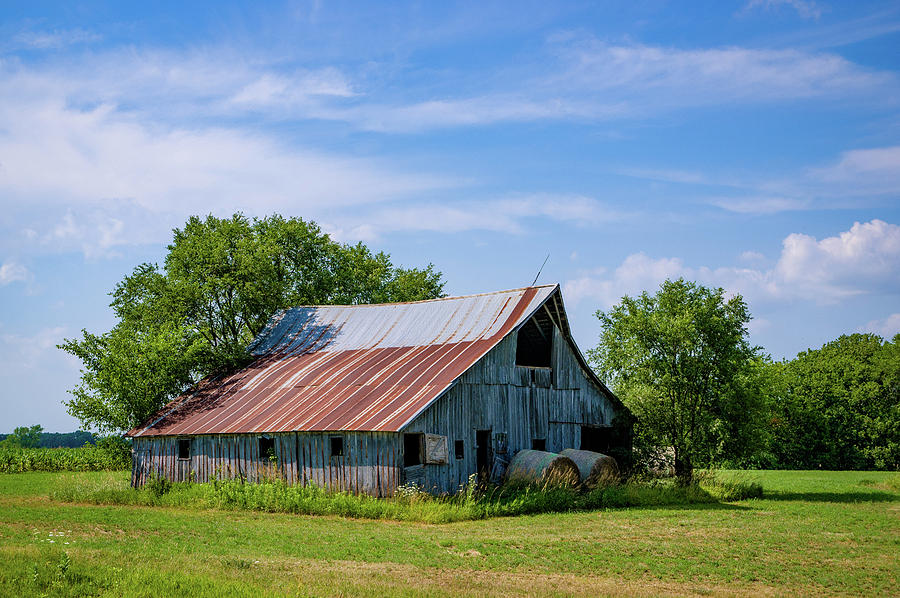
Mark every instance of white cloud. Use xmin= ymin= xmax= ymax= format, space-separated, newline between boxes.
xmin=743 ymin=0 xmax=822 ymax=20
xmin=565 ymin=220 xmax=900 ymax=309
xmin=326 ymin=194 xmax=625 ymax=241
xmin=0 ymin=33 xmax=893 ymax=137
xmin=39 ymin=208 xmax=141 ymax=259
xmin=808 ymin=146 xmax=900 ymax=197
xmin=711 ymin=196 xmax=812 ymax=214
xmin=547 ymin=39 xmax=891 ymax=107
xmin=321 ymin=96 xmax=624 ymax=133
xmin=0 ymin=326 xmax=68 ymax=370
xmin=564 ymin=253 xmax=689 ymax=308
xmin=859 ymin=313 xmax=900 ymax=339
xmin=314 ymin=39 xmax=895 ymax=132
xmin=617 ymin=167 xmax=709 ymax=185
xmin=12 ymin=28 xmax=101 ymax=50
xmin=0 ymin=98 xmax=445 ymax=212
xmin=774 ymin=220 xmax=900 ymax=300
xmin=739 ymin=250 xmax=766 ymax=264
xmin=228 ymin=68 xmax=355 ymax=110
xmin=0 ymin=261 xmax=29 ymax=285
xmin=0 ymin=72 xmax=454 ymax=255
xmin=629 ymin=144 xmax=900 ymax=215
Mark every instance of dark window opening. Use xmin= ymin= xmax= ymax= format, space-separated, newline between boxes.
xmin=259 ymin=437 xmax=275 ymax=460
xmin=581 ymin=426 xmax=612 ymax=453
xmin=454 ymin=440 xmax=465 ymax=460
xmin=475 ymin=430 xmax=492 ymax=485
xmin=531 ymin=438 xmax=546 ymax=451
xmin=177 ymin=438 xmax=191 ymax=460
xmin=404 ymin=433 xmax=423 ymax=467
xmin=515 ymin=318 xmax=552 ymax=368
xmin=330 ymin=436 xmax=344 ymax=458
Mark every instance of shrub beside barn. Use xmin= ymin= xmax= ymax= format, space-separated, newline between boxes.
xmin=127 ymin=285 xmax=631 ymax=495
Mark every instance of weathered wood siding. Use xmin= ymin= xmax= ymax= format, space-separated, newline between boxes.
xmin=402 ymin=325 xmax=620 ymax=494
xmin=132 ymin=432 xmax=401 ymax=497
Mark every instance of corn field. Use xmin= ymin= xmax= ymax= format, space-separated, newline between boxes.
xmin=0 ymin=443 xmax=130 ymax=473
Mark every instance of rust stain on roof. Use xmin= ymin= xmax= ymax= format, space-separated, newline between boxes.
xmin=129 ymin=285 xmax=558 ymax=437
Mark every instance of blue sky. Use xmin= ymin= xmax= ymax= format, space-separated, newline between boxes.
xmin=1 ymin=0 xmax=899 ymax=432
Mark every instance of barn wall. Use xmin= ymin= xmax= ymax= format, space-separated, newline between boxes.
xmin=402 ymin=325 xmax=620 ymax=494
xmin=131 ymin=432 xmax=401 ymax=497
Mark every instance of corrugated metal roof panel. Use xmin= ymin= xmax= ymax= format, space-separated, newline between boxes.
xmin=129 ymin=285 xmax=558 ymax=437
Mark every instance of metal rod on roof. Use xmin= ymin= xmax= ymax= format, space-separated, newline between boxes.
xmin=531 ymin=253 xmax=550 ymax=286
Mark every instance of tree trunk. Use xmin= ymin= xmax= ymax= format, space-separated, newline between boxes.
xmin=674 ymin=449 xmax=693 ymax=486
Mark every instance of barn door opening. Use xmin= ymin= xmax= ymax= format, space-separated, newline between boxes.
xmin=475 ymin=429 xmax=492 ymax=486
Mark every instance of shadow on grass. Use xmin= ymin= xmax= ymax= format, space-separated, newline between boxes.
xmin=764 ymin=491 xmax=898 ymax=503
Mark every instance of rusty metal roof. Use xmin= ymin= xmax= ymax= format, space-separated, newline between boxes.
xmin=129 ymin=285 xmax=559 ymax=437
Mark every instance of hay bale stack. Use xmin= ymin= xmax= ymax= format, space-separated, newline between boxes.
xmin=504 ymin=449 xmax=580 ymax=488
xmin=560 ymin=449 xmax=620 ymax=488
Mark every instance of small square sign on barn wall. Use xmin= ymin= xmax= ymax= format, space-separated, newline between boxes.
xmin=425 ymin=434 xmax=448 ymax=464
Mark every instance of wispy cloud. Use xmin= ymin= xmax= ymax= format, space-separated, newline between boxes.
xmin=618 ymin=144 xmax=900 ymax=215
xmin=0 ymin=326 xmax=68 ymax=369
xmin=858 ymin=313 xmax=900 ymax=339
xmin=325 ymin=194 xmax=627 ymax=241
xmin=0 ymin=77 xmax=455 ymax=256
xmin=322 ymin=39 xmax=896 ymax=132
xmin=809 ymin=146 xmax=900 ymax=195
xmin=0 ymin=261 xmax=29 ymax=285
xmin=546 ymin=38 xmax=892 ymax=106
xmin=742 ymin=0 xmax=823 ymax=21
xmin=5 ymin=34 xmax=891 ymax=135
xmin=710 ymin=196 xmax=813 ymax=214
xmin=12 ymin=27 xmax=101 ymax=50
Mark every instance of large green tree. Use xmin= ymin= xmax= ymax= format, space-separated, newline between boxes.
xmin=60 ymin=213 xmax=444 ymax=433
xmin=770 ymin=333 xmax=900 ymax=470
xmin=588 ymin=279 xmax=762 ymax=483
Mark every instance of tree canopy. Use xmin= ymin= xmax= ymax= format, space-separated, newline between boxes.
xmin=767 ymin=333 xmax=900 ymax=470
xmin=60 ymin=213 xmax=444 ymax=433
xmin=589 ymin=278 xmax=762 ymax=482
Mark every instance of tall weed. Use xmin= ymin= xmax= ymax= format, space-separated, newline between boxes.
xmin=54 ymin=470 xmax=760 ymax=523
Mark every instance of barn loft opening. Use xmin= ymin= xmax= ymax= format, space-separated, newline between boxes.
xmin=404 ymin=433 xmax=423 ymax=467
xmin=259 ymin=436 xmax=275 ymax=460
xmin=454 ymin=439 xmax=464 ymax=460
xmin=515 ymin=315 xmax=553 ymax=368
xmin=177 ymin=438 xmax=191 ymax=460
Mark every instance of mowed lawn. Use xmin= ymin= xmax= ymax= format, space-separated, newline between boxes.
xmin=0 ymin=470 xmax=897 ymax=597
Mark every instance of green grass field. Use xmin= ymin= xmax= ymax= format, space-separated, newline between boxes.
xmin=0 ymin=470 xmax=897 ymax=597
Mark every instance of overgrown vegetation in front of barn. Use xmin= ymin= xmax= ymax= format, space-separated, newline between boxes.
xmin=53 ymin=469 xmax=762 ymax=524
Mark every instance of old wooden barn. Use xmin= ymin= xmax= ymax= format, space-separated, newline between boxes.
xmin=127 ymin=284 xmax=631 ymax=495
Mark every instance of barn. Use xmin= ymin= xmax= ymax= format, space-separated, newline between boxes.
xmin=126 ymin=284 xmax=631 ymax=495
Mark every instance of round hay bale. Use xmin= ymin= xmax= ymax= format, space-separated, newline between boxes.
xmin=559 ymin=449 xmax=620 ymax=487
xmin=504 ymin=449 xmax=580 ymax=488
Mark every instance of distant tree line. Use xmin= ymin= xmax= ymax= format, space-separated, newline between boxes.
xmin=0 ymin=426 xmax=98 ymax=449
